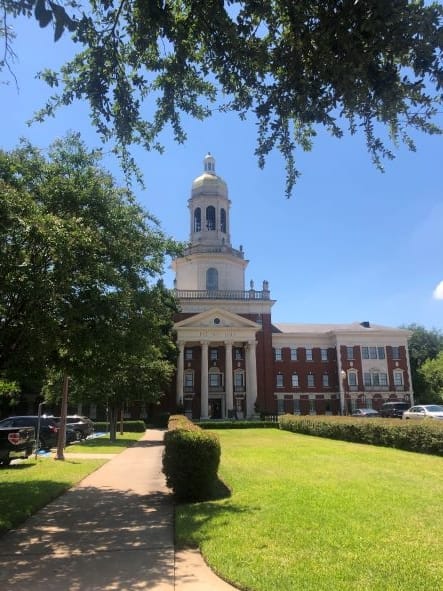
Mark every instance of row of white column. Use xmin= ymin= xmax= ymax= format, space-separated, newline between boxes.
xmin=176 ymin=341 xmax=258 ymax=419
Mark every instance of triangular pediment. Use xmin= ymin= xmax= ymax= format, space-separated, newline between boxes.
xmin=174 ymin=307 xmax=260 ymax=330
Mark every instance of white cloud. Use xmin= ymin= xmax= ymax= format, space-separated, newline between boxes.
xmin=433 ymin=281 xmax=443 ymax=300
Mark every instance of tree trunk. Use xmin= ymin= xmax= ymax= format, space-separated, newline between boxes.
xmin=108 ymin=404 xmax=117 ymax=442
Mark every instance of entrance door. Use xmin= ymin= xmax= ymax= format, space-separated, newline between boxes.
xmin=209 ymin=399 xmax=222 ymax=419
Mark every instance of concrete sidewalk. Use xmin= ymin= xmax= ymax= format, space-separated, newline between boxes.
xmin=0 ymin=429 xmax=237 ymax=590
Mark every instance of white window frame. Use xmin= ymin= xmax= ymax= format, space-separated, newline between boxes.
xmin=307 ymin=374 xmax=315 ymax=388
xmin=322 ymin=373 xmax=329 ymax=387
xmin=291 ymin=373 xmax=299 ymax=387
xmin=275 ymin=348 xmax=282 ymax=361
xmin=306 ymin=348 xmax=313 ymax=361
xmin=276 ymin=373 xmax=284 ymax=388
xmin=321 ymin=348 xmax=328 ymax=361
xmin=290 ymin=348 xmax=298 ymax=361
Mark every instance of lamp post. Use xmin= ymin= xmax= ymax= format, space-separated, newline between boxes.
xmin=34 ymin=401 xmax=46 ymax=460
xmin=340 ymin=370 xmax=347 ymax=416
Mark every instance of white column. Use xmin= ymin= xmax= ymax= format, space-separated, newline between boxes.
xmin=176 ymin=341 xmax=185 ymax=406
xmin=225 ymin=341 xmax=233 ymax=417
xmin=246 ymin=340 xmax=258 ymax=418
xmin=201 ymin=341 xmax=209 ymax=419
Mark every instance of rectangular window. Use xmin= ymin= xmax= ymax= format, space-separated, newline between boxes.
xmin=234 ymin=372 xmax=244 ymax=387
xmin=275 ymin=348 xmax=282 ymax=361
xmin=277 ymin=399 xmax=284 ymax=414
xmin=346 ymin=346 xmax=354 ymax=360
xmin=210 ymin=348 xmax=218 ymax=361
xmin=348 ymin=373 xmax=357 ymax=386
xmin=306 ymin=348 xmax=313 ymax=361
xmin=307 ymin=374 xmax=315 ymax=387
xmin=394 ymin=372 xmax=403 ymax=386
xmin=364 ymin=372 xmax=388 ymax=387
xmin=321 ymin=348 xmax=328 ymax=361
xmin=234 ymin=348 xmax=243 ymax=360
xmin=290 ymin=348 xmax=298 ymax=361
xmin=276 ymin=374 xmax=284 ymax=388
xmin=362 ymin=347 xmax=369 ymax=359
xmin=369 ymin=347 xmax=377 ymax=359
xmin=322 ymin=374 xmax=329 ymax=387
xmin=209 ymin=373 xmax=222 ymax=387
xmin=185 ymin=348 xmax=193 ymax=361
xmin=309 ymin=399 xmax=316 ymax=414
xmin=291 ymin=373 xmax=299 ymax=387
xmin=184 ymin=373 xmax=194 ymax=388
xmin=293 ymin=398 xmax=300 ymax=414
xmin=377 ymin=347 xmax=385 ymax=359
xmin=392 ymin=347 xmax=400 ymax=360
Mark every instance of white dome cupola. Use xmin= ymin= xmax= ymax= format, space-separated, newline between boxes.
xmin=189 ymin=153 xmax=231 ymax=247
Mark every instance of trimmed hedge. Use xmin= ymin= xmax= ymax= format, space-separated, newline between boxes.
xmin=279 ymin=414 xmax=443 ymax=456
xmin=162 ymin=415 xmax=221 ymax=501
xmin=198 ymin=420 xmax=279 ymax=430
xmin=93 ymin=420 xmax=146 ymax=433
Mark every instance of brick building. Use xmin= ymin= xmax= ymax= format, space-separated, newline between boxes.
xmin=168 ymin=154 xmax=413 ymax=419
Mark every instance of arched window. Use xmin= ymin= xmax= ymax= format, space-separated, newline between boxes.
xmin=194 ymin=208 xmax=201 ymax=232
xmin=206 ymin=268 xmax=218 ymax=290
xmin=206 ymin=206 xmax=216 ymax=230
xmin=220 ymin=208 xmax=226 ymax=233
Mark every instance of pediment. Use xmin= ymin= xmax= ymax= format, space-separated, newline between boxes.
xmin=174 ymin=307 xmax=260 ymax=330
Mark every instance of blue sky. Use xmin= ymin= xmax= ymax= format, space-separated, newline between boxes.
xmin=2 ymin=17 xmax=443 ymax=331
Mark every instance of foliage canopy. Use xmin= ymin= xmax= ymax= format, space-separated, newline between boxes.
xmin=0 ymin=134 xmax=181 ymax=421
xmin=2 ymin=0 xmax=442 ymax=195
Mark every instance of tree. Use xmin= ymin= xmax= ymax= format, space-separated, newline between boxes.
xmin=2 ymin=1 xmax=442 ymax=196
xmin=419 ymin=352 xmax=443 ymax=404
xmin=0 ymin=134 xmax=181 ymax=443
xmin=404 ymin=324 xmax=443 ymax=403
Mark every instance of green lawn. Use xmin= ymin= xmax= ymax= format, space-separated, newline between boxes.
xmin=176 ymin=429 xmax=443 ymax=591
xmin=67 ymin=431 xmax=144 ymax=453
xmin=0 ymin=458 xmax=105 ymax=534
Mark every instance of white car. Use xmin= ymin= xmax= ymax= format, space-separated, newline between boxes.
xmin=402 ymin=405 xmax=443 ymax=420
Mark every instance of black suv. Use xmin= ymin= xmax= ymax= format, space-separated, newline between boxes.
xmin=0 ymin=416 xmax=75 ymax=450
xmin=379 ymin=402 xmax=410 ymax=418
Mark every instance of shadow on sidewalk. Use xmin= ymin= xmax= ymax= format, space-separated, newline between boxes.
xmin=0 ymin=485 xmax=174 ymax=590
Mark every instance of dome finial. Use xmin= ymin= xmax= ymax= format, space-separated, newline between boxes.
xmin=204 ymin=153 xmax=216 ymax=175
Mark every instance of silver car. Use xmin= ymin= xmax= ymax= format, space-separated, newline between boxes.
xmin=402 ymin=405 xmax=443 ymax=420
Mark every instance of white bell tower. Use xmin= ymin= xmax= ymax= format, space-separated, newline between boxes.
xmin=172 ymin=154 xmax=248 ymax=292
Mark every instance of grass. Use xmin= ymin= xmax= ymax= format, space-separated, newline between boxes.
xmin=67 ymin=431 xmax=144 ymax=454
xmin=0 ymin=457 xmax=105 ymax=534
xmin=175 ymin=429 xmax=443 ymax=591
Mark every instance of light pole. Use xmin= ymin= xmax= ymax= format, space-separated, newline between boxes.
xmin=34 ymin=401 xmax=46 ymax=460
xmin=340 ymin=370 xmax=347 ymax=416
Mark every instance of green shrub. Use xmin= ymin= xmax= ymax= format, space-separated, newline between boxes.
xmin=278 ymin=414 xmax=443 ymax=456
xmin=93 ymin=420 xmax=146 ymax=433
xmin=162 ymin=415 xmax=221 ymax=501
xmin=198 ymin=420 xmax=279 ymax=429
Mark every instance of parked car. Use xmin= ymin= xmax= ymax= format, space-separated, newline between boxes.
xmin=0 ymin=425 xmax=35 ymax=466
xmin=54 ymin=415 xmax=94 ymax=440
xmin=402 ymin=405 xmax=443 ymax=420
xmin=351 ymin=408 xmax=380 ymax=418
xmin=0 ymin=416 xmax=76 ymax=451
xmin=379 ymin=402 xmax=410 ymax=418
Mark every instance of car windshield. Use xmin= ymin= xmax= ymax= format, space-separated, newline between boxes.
xmin=425 ymin=405 xmax=443 ymax=412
